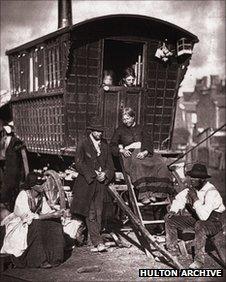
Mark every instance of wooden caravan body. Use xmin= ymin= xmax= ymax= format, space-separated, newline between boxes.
xmin=6 ymin=14 xmax=198 ymax=156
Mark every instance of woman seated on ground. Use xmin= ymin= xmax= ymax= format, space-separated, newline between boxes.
xmin=0 ymin=172 xmax=65 ymax=269
xmin=110 ymin=107 xmax=175 ymax=206
xmin=119 ymin=67 xmax=136 ymax=87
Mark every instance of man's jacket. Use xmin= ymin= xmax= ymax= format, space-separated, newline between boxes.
xmin=70 ymin=136 xmax=115 ymax=217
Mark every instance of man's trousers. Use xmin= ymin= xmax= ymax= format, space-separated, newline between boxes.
xmin=165 ymin=212 xmax=222 ymax=264
xmin=86 ymin=182 xmax=105 ymax=247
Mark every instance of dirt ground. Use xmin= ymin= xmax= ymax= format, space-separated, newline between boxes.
xmin=1 ymin=242 xmax=225 ymax=282
xmin=1 ymin=169 xmax=225 ymax=282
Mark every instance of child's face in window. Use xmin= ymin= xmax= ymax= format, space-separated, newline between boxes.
xmin=124 ymin=75 xmax=135 ymax=87
xmin=103 ymin=75 xmax=113 ymax=86
xmin=122 ymin=114 xmax=135 ymax=127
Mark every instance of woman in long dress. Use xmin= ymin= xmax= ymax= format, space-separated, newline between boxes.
xmin=0 ymin=172 xmax=65 ymax=268
xmin=110 ymin=107 xmax=175 ymax=205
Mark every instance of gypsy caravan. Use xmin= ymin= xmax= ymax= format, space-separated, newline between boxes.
xmin=6 ymin=1 xmax=198 ymax=170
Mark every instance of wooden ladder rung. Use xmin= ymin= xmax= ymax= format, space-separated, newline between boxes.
xmin=114 ymin=184 xmax=128 ymax=191
xmin=137 ymin=201 xmax=170 ymax=207
xmin=142 ymin=220 xmax=165 ymax=224
xmin=125 ymin=201 xmax=169 ymax=207
xmin=120 ymin=227 xmax=133 ymax=232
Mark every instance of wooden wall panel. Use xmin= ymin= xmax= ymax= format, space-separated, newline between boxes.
xmin=145 ymin=40 xmax=180 ymax=150
xmin=65 ymin=39 xmax=103 ymax=146
xmin=12 ymin=96 xmax=64 ymax=154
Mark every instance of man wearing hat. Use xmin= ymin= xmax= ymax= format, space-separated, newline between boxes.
xmin=70 ymin=118 xmax=115 ymax=252
xmin=165 ymin=163 xmax=225 ymax=269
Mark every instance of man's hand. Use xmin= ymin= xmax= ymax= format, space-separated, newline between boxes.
xmin=39 ymin=210 xmax=64 ymax=220
xmin=62 ymin=209 xmax=71 ymax=219
xmin=96 ymin=171 xmax=106 ymax=182
xmin=51 ymin=210 xmax=64 ymax=218
xmin=136 ymin=150 xmax=148 ymax=159
xmin=187 ymin=188 xmax=198 ymax=205
xmin=120 ymin=148 xmax=132 ymax=158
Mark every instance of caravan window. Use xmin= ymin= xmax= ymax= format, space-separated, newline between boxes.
xmin=103 ymin=39 xmax=145 ymax=86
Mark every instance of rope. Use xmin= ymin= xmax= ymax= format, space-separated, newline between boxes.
xmin=168 ymin=124 xmax=226 ymax=167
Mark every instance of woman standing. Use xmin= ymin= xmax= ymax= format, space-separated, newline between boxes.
xmin=1 ymin=172 xmax=65 ymax=268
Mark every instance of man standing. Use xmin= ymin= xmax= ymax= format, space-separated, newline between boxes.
xmin=0 ymin=124 xmax=25 ymax=211
xmin=70 ymin=121 xmax=115 ymax=252
xmin=165 ymin=163 xmax=225 ymax=269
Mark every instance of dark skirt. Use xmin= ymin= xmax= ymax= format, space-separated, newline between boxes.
xmin=12 ymin=219 xmax=64 ymax=268
xmin=122 ymin=150 xmax=175 ymax=201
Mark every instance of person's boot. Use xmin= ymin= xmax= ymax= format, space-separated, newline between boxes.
xmin=91 ymin=243 xmax=108 ymax=252
xmin=153 ymin=225 xmax=165 ymax=236
xmin=141 ymin=198 xmax=151 ymax=205
xmin=189 ymin=261 xmax=203 ymax=269
xmin=40 ymin=262 xmax=52 ymax=269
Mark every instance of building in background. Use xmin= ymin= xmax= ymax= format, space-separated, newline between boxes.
xmin=174 ymin=75 xmax=225 ymax=169
xmin=175 ymin=75 xmax=225 ymax=140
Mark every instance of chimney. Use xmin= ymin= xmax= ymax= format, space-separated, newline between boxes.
xmin=58 ymin=0 xmax=72 ymax=29
xmin=210 ymin=75 xmax=220 ymax=88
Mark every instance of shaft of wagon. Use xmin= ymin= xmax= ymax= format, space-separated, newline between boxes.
xmin=168 ymin=123 xmax=226 ymax=167
xmin=21 ymin=148 xmax=29 ymax=176
xmin=108 ymin=184 xmax=184 ymax=270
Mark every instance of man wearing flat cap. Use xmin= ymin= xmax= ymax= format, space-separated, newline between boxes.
xmin=70 ymin=118 xmax=115 ymax=252
xmin=165 ymin=163 xmax=225 ymax=269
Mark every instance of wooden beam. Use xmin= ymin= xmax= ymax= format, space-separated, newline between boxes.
xmin=21 ymin=148 xmax=29 ymax=176
xmin=108 ymin=184 xmax=184 ymax=270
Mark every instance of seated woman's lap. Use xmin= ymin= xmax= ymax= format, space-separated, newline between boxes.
xmin=12 ymin=219 xmax=64 ymax=268
xmin=40 ymin=219 xmax=64 ymax=263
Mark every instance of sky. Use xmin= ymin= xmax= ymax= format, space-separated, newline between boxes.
xmin=0 ymin=0 xmax=225 ymax=94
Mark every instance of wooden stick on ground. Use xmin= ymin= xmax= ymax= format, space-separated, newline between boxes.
xmin=108 ymin=184 xmax=184 ymax=270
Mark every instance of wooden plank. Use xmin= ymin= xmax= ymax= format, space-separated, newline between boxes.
xmin=103 ymin=89 xmax=120 ymax=140
xmin=21 ymin=148 xmax=29 ymax=176
xmin=137 ymin=201 xmax=170 ymax=207
xmin=11 ymin=91 xmax=63 ymax=102
xmin=143 ymin=220 xmax=165 ymax=224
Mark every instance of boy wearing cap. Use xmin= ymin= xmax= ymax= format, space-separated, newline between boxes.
xmin=70 ymin=120 xmax=115 ymax=252
xmin=165 ymin=163 xmax=225 ymax=269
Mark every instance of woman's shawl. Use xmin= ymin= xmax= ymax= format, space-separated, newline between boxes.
xmin=0 ymin=191 xmax=38 ymax=257
xmin=1 ymin=189 xmax=82 ymax=256
xmin=0 ymin=190 xmax=50 ymax=257
xmin=122 ymin=149 xmax=174 ymax=195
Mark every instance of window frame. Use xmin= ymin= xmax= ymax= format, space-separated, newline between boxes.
xmin=102 ymin=37 xmax=147 ymax=88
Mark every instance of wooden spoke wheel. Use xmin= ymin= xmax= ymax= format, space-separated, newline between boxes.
xmin=43 ymin=170 xmax=66 ymax=210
